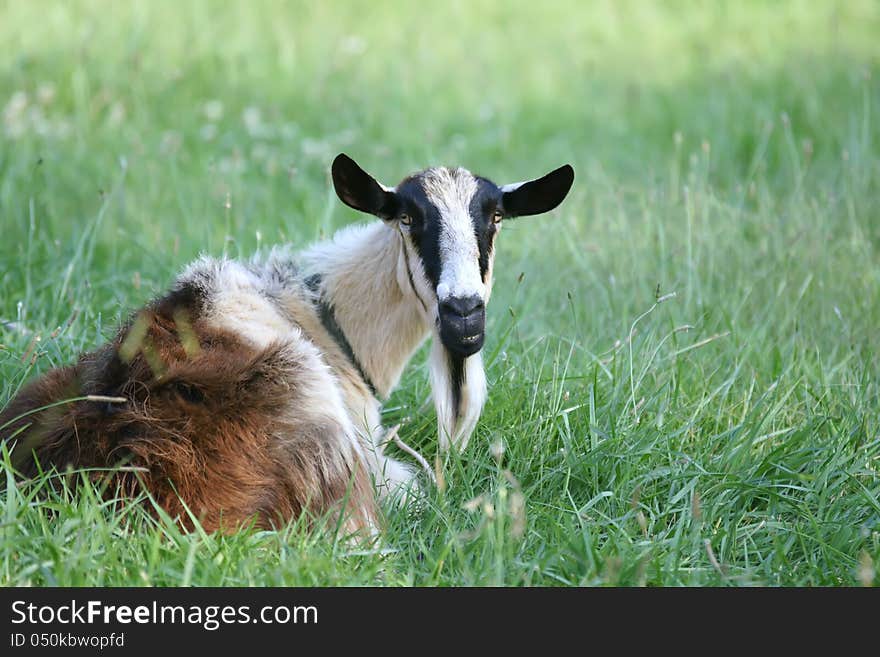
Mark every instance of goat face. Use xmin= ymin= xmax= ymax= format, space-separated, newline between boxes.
xmin=331 ymin=154 xmax=574 ymax=357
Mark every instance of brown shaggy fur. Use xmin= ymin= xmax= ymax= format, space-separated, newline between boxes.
xmin=0 ymin=287 xmax=377 ymax=534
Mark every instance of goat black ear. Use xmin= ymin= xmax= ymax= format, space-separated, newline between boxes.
xmin=331 ymin=154 xmax=397 ymax=219
xmin=501 ymin=164 xmax=574 ymax=218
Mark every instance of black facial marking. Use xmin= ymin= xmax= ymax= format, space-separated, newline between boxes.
xmin=393 ymin=172 xmax=503 ymax=294
xmin=469 ymin=177 xmax=503 ymax=282
xmin=394 ymin=176 xmax=444 ymax=290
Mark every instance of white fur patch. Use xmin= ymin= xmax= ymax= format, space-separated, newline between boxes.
xmin=429 ymin=339 xmax=488 ymax=451
xmin=302 ymin=222 xmax=433 ymax=397
xmin=421 ymin=168 xmax=486 ymax=302
xmin=183 ymin=258 xmax=293 ymax=349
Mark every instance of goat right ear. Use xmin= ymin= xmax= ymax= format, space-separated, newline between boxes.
xmin=331 ymin=154 xmax=397 ymax=219
xmin=501 ymin=164 xmax=574 ymax=218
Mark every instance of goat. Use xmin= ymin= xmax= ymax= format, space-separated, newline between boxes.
xmin=0 ymin=153 xmax=574 ymax=534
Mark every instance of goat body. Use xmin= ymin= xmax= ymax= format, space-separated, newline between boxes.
xmin=0 ymin=154 xmax=574 ymax=534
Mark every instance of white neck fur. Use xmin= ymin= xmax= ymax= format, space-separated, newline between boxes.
xmin=301 ymin=221 xmax=487 ymax=450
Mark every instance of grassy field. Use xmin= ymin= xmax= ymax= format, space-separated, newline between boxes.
xmin=1 ymin=0 xmax=878 ymax=586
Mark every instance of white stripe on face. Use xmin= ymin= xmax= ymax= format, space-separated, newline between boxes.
xmin=421 ymin=168 xmax=485 ymax=302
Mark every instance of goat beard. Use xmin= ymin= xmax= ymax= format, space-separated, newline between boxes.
xmin=428 ymin=336 xmax=487 ymax=452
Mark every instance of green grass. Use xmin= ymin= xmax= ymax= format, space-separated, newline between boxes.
xmin=1 ymin=0 xmax=878 ymax=586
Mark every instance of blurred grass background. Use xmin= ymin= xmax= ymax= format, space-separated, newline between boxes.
xmin=1 ymin=0 xmax=878 ymax=585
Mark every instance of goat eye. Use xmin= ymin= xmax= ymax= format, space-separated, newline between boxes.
xmin=492 ymin=210 xmax=503 ymax=224
xmin=398 ymin=213 xmax=412 ymax=226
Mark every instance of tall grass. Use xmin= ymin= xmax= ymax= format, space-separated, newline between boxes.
xmin=1 ymin=0 xmax=878 ymax=585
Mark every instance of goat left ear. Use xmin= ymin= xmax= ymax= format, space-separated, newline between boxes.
xmin=501 ymin=164 xmax=575 ymax=217
xmin=331 ymin=153 xmax=397 ymax=219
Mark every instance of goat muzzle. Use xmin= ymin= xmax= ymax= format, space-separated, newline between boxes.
xmin=438 ymin=295 xmax=485 ymax=357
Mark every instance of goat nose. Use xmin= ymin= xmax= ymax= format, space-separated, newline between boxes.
xmin=440 ymin=295 xmax=484 ymax=318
